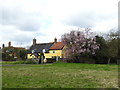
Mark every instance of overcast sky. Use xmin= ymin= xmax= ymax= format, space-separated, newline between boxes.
xmin=0 ymin=0 xmax=119 ymax=48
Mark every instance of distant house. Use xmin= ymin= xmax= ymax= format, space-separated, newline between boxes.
xmin=27 ymin=38 xmax=65 ymax=63
xmin=2 ymin=42 xmax=26 ymax=61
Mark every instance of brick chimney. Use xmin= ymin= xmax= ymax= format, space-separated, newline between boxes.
xmin=8 ymin=41 xmax=11 ymax=47
xmin=2 ymin=44 xmax=5 ymax=48
xmin=54 ymin=38 xmax=57 ymax=43
xmin=33 ymin=38 xmax=36 ymax=45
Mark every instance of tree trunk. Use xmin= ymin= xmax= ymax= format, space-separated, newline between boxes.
xmin=108 ymin=58 xmax=111 ymax=64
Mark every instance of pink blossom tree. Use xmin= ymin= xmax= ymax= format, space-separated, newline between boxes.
xmin=61 ymin=28 xmax=99 ymax=62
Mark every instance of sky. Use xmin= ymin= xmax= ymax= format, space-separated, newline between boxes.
xmin=0 ymin=0 xmax=119 ymax=48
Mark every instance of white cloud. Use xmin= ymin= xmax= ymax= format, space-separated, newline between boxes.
xmin=92 ymin=17 xmax=118 ymax=33
xmin=0 ymin=0 xmax=119 ymax=48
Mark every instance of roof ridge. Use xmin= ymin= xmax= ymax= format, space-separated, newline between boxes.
xmin=36 ymin=42 xmax=54 ymax=45
xmin=49 ymin=42 xmax=65 ymax=50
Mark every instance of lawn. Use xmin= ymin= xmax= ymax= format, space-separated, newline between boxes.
xmin=2 ymin=63 xmax=118 ymax=88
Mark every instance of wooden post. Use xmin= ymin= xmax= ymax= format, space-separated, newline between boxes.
xmin=56 ymin=56 xmax=58 ymax=61
xmin=32 ymin=55 xmax=34 ymax=64
xmin=41 ymin=55 xmax=44 ymax=64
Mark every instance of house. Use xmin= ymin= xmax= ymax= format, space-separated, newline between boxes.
xmin=2 ymin=41 xmax=26 ymax=61
xmin=27 ymin=38 xmax=65 ymax=63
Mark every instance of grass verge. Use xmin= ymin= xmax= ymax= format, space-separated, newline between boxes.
xmin=2 ymin=63 xmax=118 ymax=88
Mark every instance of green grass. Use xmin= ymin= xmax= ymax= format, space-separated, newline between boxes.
xmin=2 ymin=63 xmax=118 ymax=88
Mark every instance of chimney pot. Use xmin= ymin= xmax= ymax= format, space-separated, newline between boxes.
xmin=33 ymin=38 xmax=36 ymax=45
xmin=2 ymin=44 xmax=5 ymax=48
xmin=54 ymin=38 xmax=57 ymax=43
xmin=8 ymin=41 xmax=11 ymax=47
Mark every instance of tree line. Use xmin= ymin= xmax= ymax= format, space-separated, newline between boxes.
xmin=61 ymin=28 xmax=119 ymax=64
xmin=2 ymin=47 xmax=27 ymax=61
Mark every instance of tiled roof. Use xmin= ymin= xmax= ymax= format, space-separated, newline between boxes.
xmin=27 ymin=43 xmax=54 ymax=53
xmin=49 ymin=42 xmax=65 ymax=50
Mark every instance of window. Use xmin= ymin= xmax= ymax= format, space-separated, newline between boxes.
xmin=53 ymin=50 xmax=55 ymax=53
xmin=43 ymin=49 xmax=49 ymax=53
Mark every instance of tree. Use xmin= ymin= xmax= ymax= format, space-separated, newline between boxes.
xmin=107 ymin=39 xmax=118 ymax=64
xmin=61 ymin=28 xmax=99 ymax=63
xmin=106 ymin=30 xmax=119 ymax=64
xmin=2 ymin=47 xmax=14 ymax=61
xmin=94 ymin=35 xmax=108 ymax=64
xmin=20 ymin=49 xmax=27 ymax=60
xmin=2 ymin=47 xmax=27 ymax=61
